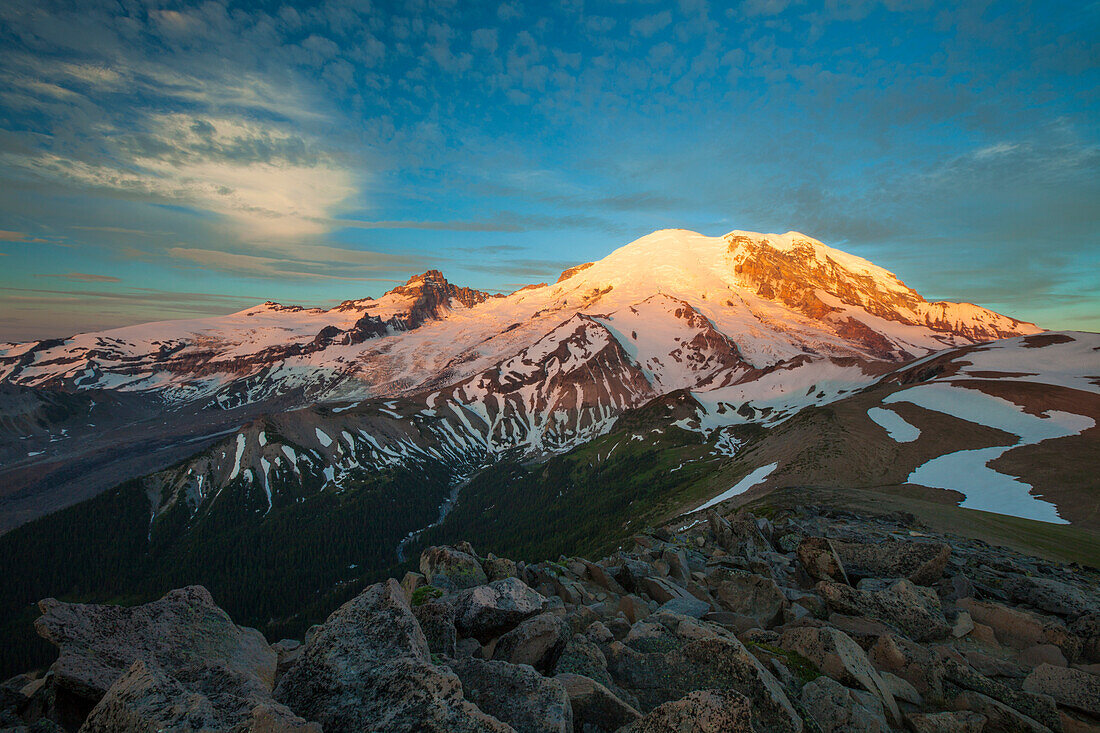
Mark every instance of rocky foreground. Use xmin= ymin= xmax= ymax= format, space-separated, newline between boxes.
xmin=2 ymin=504 xmax=1099 ymax=732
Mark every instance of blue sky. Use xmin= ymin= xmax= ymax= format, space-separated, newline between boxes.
xmin=0 ymin=0 xmax=1097 ymax=340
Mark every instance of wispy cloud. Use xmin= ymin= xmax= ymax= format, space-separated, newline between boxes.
xmin=35 ymin=272 xmax=121 ymax=283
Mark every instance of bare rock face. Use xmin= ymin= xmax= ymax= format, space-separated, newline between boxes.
xmin=420 ymin=545 xmax=489 ymax=591
xmin=621 ymin=688 xmax=754 ymax=732
xmin=446 ymin=657 xmax=572 ymax=733
xmin=34 ymin=586 xmax=276 ymax=707
xmin=452 ymin=577 xmax=548 ymax=642
xmin=709 ymin=570 xmax=788 ymax=627
xmin=274 ymin=579 xmax=510 ymax=732
xmin=817 ymin=578 xmax=950 ymax=641
xmin=799 ymin=676 xmax=889 ymax=733
xmin=831 ymin=539 xmax=951 ymax=586
xmin=80 ymin=660 xmax=318 ymax=733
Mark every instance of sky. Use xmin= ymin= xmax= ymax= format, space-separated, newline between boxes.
xmin=0 ymin=0 xmax=1097 ymax=341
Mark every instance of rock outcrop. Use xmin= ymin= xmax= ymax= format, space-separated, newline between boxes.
xmin=9 ymin=507 xmax=1100 ymax=732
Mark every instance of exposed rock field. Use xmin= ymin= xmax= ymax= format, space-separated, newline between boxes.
xmin=3 ymin=502 xmax=1098 ymax=732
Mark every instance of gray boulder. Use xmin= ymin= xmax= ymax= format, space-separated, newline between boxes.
xmin=80 ymin=660 xmax=317 ymax=733
xmin=414 ymin=600 xmax=458 ymax=657
xmin=832 ymin=539 xmax=950 ymax=585
xmin=621 ymin=688 xmax=754 ymax=732
xmin=554 ymin=673 xmax=641 ymax=732
xmin=274 ymin=579 xmax=510 ymax=732
xmin=817 ymin=578 xmax=950 ymax=641
xmin=421 ymin=545 xmax=489 ymax=591
xmin=447 ymin=657 xmax=571 ymax=733
xmin=492 ymin=612 xmax=571 ymax=673
xmin=452 ymin=578 xmax=547 ymax=642
xmin=778 ymin=626 xmax=900 ymax=723
xmin=799 ymin=676 xmax=888 ymax=733
xmin=34 ymin=587 xmax=276 ymax=708
xmin=1022 ymin=663 xmax=1100 ymax=717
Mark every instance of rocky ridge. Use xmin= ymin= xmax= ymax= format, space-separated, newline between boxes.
xmin=3 ymin=504 xmax=1098 ymax=732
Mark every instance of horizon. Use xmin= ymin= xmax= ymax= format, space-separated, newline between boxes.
xmin=1 ymin=0 xmax=1098 ymax=341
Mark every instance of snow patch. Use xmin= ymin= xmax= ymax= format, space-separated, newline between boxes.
xmin=867 ymin=407 xmax=920 ymax=443
xmin=693 ymin=462 xmax=778 ymax=513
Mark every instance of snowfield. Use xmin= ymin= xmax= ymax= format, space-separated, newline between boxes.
xmin=884 ymin=383 xmax=1094 ymax=523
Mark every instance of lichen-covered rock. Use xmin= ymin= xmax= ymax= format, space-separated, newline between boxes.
xmin=555 ymin=673 xmax=641 ymax=732
xmin=447 ymin=657 xmax=571 ymax=733
xmin=817 ymin=578 xmax=950 ymax=641
xmin=1004 ymin=576 xmax=1097 ymax=617
xmin=420 ymin=545 xmax=489 ymax=591
xmin=778 ymin=626 xmax=899 ymax=723
xmin=958 ymin=598 xmax=1081 ymax=661
xmin=1022 ymin=663 xmax=1100 ymax=717
xmin=452 ymin=578 xmax=547 ymax=643
xmin=710 ymin=571 xmax=787 ymax=627
xmin=948 ymin=689 xmax=1051 ymax=733
xmin=492 ymin=612 xmax=570 ymax=673
xmin=799 ymin=676 xmax=888 ymax=733
xmin=832 ymin=539 xmax=950 ymax=585
xmin=80 ymin=660 xmax=318 ymax=733
xmin=414 ymin=600 xmax=457 ymax=657
xmin=620 ymin=688 xmax=754 ymax=732
xmin=1069 ymin=612 xmax=1100 ymax=663
xmin=34 ymin=586 xmax=276 ymax=708
xmin=796 ymin=538 xmax=849 ymax=584
xmin=938 ymin=656 xmax=1061 ymax=732
xmin=274 ymin=579 xmax=509 ymax=732
xmin=905 ymin=710 xmax=986 ymax=732
xmin=605 ymin=636 xmax=802 ymax=731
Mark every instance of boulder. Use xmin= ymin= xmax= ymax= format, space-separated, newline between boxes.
xmin=620 ymin=688 xmax=754 ymax=732
xmin=832 ymin=540 xmax=950 ymax=585
xmin=1069 ymin=612 xmax=1100 ymax=663
xmin=711 ymin=572 xmax=787 ymax=627
xmin=274 ymin=579 xmax=510 ymax=732
xmin=799 ymin=676 xmax=888 ymax=733
xmin=605 ymin=637 xmax=802 ymax=731
xmin=778 ymin=626 xmax=899 ymax=723
xmin=905 ymin=711 xmax=986 ymax=733
xmin=949 ymin=689 xmax=1052 ymax=733
xmin=938 ymin=656 xmax=1061 ymax=732
xmin=1004 ymin=576 xmax=1096 ymax=617
xmin=1023 ymin=664 xmax=1100 ymax=717
xmin=868 ymin=634 xmax=940 ymax=697
xmin=492 ymin=612 xmax=571 ymax=673
xmin=413 ymin=600 xmax=457 ymax=657
xmin=80 ymin=660 xmax=318 ymax=733
xmin=451 ymin=578 xmax=547 ymax=642
xmin=958 ymin=598 xmax=1080 ymax=661
xmin=555 ymin=673 xmax=641 ymax=732
xmin=639 ymin=577 xmax=693 ymax=605
xmin=483 ymin=554 xmax=519 ymax=582
xmin=34 ymin=586 xmax=276 ymax=709
xmin=817 ymin=579 xmax=950 ymax=641
xmin=796 ymin=538 xmax=849 ymax=584
xmin=447 ymin=657 xmax=572 ymax=733
xmin=656 ymin=596 xmax=710 ymax=619
xmin=420 ymin=545 xmax=489 ymax=591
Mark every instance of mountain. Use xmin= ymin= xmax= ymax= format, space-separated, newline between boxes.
xmin=0 ymin=229 xmax=1042 ymax=531
xmin=3 ymin=226 xmax=1095 ymax=685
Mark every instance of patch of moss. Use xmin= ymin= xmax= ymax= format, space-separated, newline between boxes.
xmin=747 ymin=641 xmax=821 ymax=683
xmin=410 ymin=585 xmax=442 ymax=606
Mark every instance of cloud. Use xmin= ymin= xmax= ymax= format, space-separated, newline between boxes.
xmin=630 ymin=11 xmax=673 ymax=37
xmin=165 ymin=244 xmax=420 ymax=281
xmin=0 ymin=230 xmax=48 ymax=243
xmin=36 ymin=272 xmax=122 ymax=283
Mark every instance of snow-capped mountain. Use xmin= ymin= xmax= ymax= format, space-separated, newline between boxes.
xmin=0 ymin=229 xmax=1038 ymax=408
